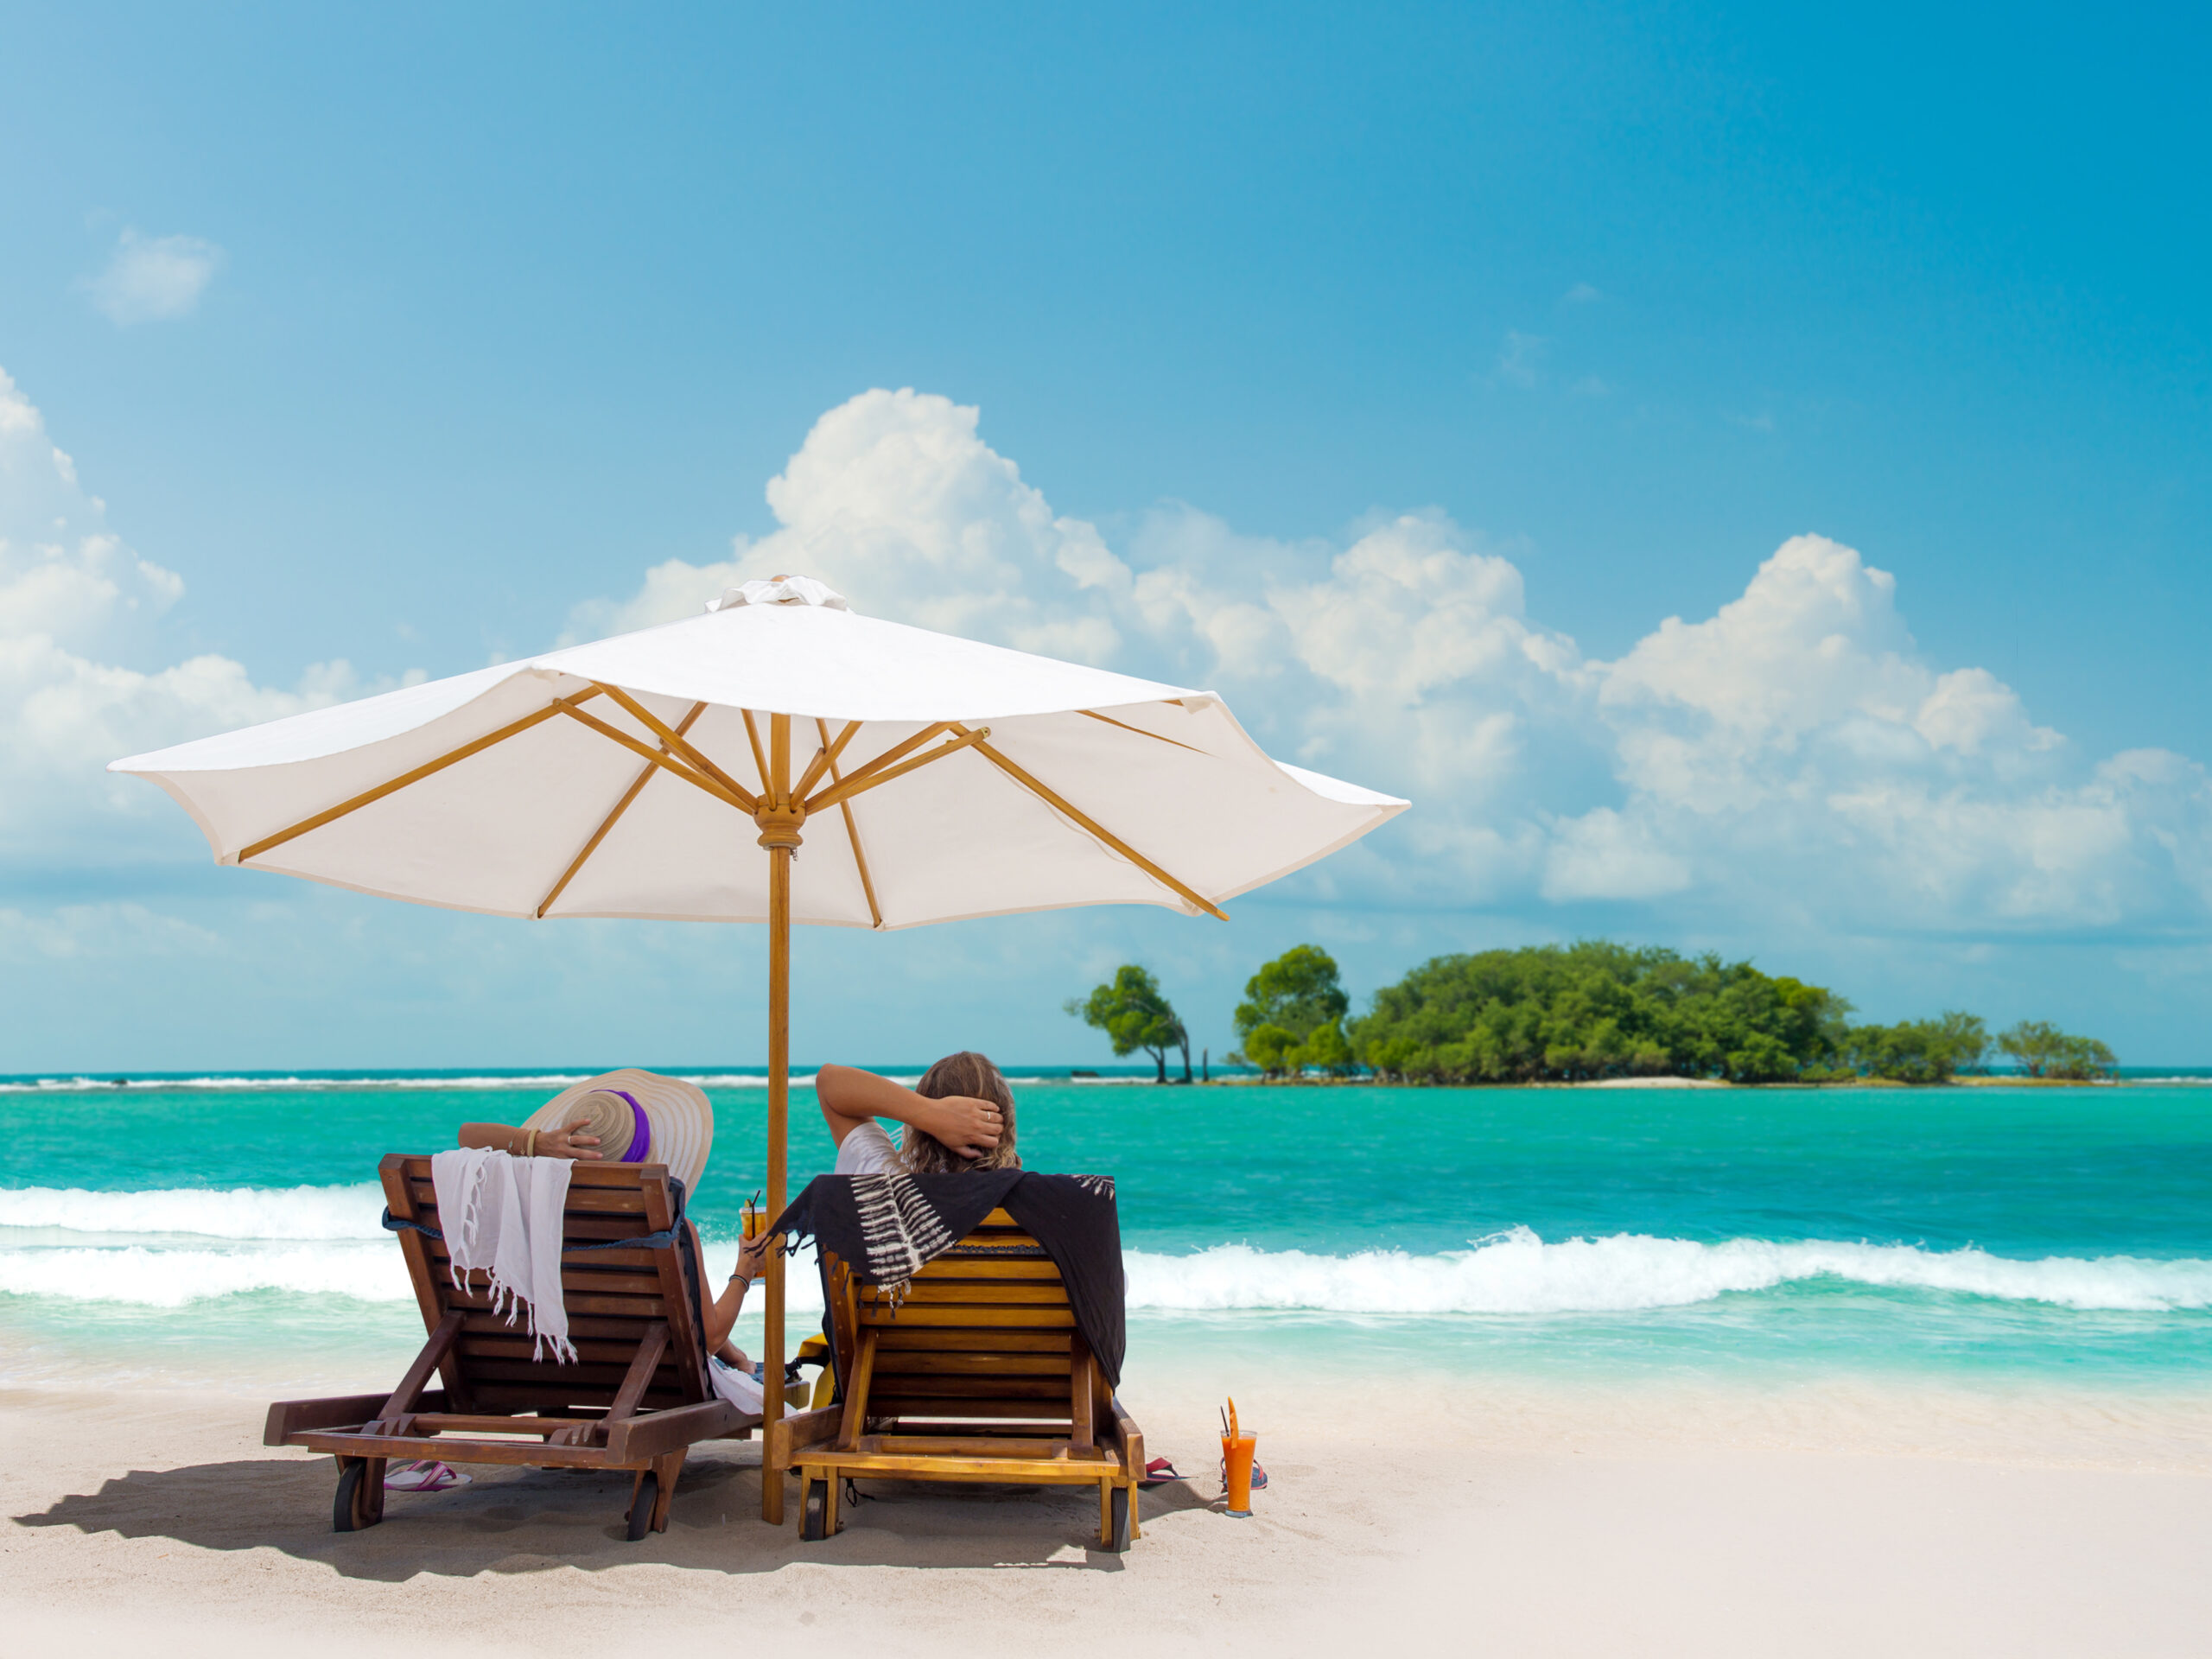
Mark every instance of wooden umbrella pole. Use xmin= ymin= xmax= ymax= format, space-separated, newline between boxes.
xmin=758 ymin=713 xmax=798 ymax=1525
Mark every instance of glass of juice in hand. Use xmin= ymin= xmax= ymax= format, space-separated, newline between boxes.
xmin=741 ymin=1196 xmax=766 ymax=1277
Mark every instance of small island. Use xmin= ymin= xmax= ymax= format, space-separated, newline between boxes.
xmin=1071 ymin=940 xmax=2119 ymax=1085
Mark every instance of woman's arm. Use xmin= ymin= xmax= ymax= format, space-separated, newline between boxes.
xmin=456 ymin=1120 xmax=604 ymax=1160
xmin=814 ymin=1064 xmax=1002 ymax=1158
xmin=697 ymin=1225 xmax=772 ymax=1356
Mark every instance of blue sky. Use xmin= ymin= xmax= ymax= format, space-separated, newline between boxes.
xmin=1 ymin=3 xmax=2208 ymax=1069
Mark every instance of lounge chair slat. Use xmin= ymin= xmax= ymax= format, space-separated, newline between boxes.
xmin=798 ymin=1452 xmax=1115 ymax=1482
xmin=389 ymin=1154 xmax=672 ymax=1188
xmin=841 ymin=1397 xmax=1077 ymax=1420
xmin=459 ymin=1312 xmax=659 ymax=1341
xmin=862 ymin=1282 xmax=1071 ymax=1306
xmin=404 ymin=1176 xmax=656 ymax=1217
xmin=869 ymin=1376 xmax=1073 ymax=1400
xmin=407 ymin=1204 xmax=653 ymax=1243
xmin=429 ymin=1261 xmax=671 ymax=1298
xmin=904 ymin=1258 xmax=1064 ymax=1280
xmin=871 ymin=1352 xmax=1071 ymax=1376
xmin=461 ymin=1358 xmax=683 ymax=1389
xmin=466 ymin=1383 xmax=692 ymax=1412
xmin=856 ymin=1304 xmax=1076 ymax=1328
xmin=443 ymin=1287 xmax=671 ymax=1319
xmin=457 ymin=1336 xmax=687 ymax=1367
xmin=292 ymin=1433 xmax=621 ymax=1468
xmin=873 ymin=1328 xmax=1071 ymax=1353
xmin=869 ymin=1434 xmax=1103 ymax=1456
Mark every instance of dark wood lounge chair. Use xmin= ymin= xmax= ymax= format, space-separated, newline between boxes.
xmin=766 ymin=1206 xmax=1145 ymax=1550
xmin=264 ymin=1154 xmax=757 ymax=1540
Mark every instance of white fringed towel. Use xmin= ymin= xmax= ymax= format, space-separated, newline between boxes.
xmin=430 ymin=1147 xmax=575 ymax=1362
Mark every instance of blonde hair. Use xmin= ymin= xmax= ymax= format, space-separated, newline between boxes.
xmin=901 ymin=1051 xmax=1021 ymax=1174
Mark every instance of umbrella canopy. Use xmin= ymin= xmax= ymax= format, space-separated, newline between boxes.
xmin=109 ymin=573 xmax=1408 ymax=1523
xmin=111 ymin=575 xmax=1404 ymax=928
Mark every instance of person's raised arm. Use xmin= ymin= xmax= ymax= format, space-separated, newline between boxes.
xmin=814 ymin=1063 xmax=1001 ymax=1159
xmin=455 ymin=1121 xmax=603 ymax=1160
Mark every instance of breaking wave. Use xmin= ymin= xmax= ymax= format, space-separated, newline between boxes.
xmin=1124 ymin=1230 xmax=2212 ymax=1314
xmin=0 ymin=1183 xmax=386 ymax=1240
xmin=5 ymin=1192 xmax=2209 ymax=1316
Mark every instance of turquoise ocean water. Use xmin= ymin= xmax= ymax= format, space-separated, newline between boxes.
xmin=4 ymin=1068 xmax=2210 ymax=1407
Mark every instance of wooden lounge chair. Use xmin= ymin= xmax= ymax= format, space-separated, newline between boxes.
xmin=766 ymin=1206 xmax=1145 ymax=1550
xmin=264 ymin=1154 xmax=758 ymax=1540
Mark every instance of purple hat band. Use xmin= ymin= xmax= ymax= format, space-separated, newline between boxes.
xmin=607 ymin=1089 xmax=652 ymax=1163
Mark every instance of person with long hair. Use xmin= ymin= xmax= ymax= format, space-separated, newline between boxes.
xmin=815 ymin=1053 xmax=1018 ymax=1175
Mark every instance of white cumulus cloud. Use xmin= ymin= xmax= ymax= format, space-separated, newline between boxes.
xmin=0 ymin=367 xmax=378 ymax=866
xmin=84 ymin=229 xmax=224 ymax=325
xmin=563 ymin=389 xmax=1122 ymax=663
xmin=572 ymin=392 xmax=2212 ymax=941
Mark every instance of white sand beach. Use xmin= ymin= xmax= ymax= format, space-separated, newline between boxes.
xmin=8 ymin=1372 xmax=2210 ymax=1659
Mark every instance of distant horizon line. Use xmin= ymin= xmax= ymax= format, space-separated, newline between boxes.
xmin=5 ymin=1062 xmax=2211 ymax=1089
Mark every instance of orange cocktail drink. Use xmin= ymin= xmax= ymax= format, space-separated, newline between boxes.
xmin=1222 ymin=1432 xmax=1258 ymax=1516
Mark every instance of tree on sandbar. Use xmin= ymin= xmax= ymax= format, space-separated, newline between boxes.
xmin=1997 ymin=1020 xmax=2118 ymax=1081
xmin=1066 ymin=964 xmax=1192 ymax=1084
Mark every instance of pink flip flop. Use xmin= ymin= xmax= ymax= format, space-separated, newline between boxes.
xmin=1140 ymin=1457 xmax=1181 ymax=1487
xmin=385 ymin=1459 xmax=472 ymax=1493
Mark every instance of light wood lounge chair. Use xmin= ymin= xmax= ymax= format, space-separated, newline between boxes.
xmin=264 ymin=1154 xmax=757 ymax=1540
xmin=767 ymin=1206 xmax=1145 ymax=1550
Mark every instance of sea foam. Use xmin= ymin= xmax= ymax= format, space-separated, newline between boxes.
xmin=0 ymin=1242 xmax=409 ymax=1306
xmin=1125 ymin=1230 xmax=2212 ymax=1314
xmin=7 ymin=1191 xmax=2212 ymax=1315
xmin=0 ymin=1183 xmax=388 ymax=1240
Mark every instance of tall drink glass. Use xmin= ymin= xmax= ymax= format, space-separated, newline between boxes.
xmin=1222 ymin=1432 xmax=1258 ymax=1517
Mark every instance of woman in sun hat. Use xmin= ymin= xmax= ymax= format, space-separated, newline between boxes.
xmin=392 ymin=1070 xmax=772 ymax=1495
xmin=459 ymin=1067 xmax=716 ymax=1195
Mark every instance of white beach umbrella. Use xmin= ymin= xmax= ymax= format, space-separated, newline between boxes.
xmin=110 ymin=573 xmax=1407 ymax=1516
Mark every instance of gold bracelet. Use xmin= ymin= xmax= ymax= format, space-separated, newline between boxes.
xmin=524 ymin=1128 xmax=537 ymax=1159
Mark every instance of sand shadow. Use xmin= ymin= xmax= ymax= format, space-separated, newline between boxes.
xmin=14 ymin=1446 xmax=1142 ymax=1580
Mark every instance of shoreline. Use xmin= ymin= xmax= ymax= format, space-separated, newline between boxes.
xmin=7 ymin=1370 xmax=2209 ymax=1656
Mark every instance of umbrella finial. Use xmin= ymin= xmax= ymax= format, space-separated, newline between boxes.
xmin=706 ymin=575 xmax=850 ymax=613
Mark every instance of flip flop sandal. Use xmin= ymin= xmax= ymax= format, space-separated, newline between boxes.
xmin=1139 ymin=1457 xmax=1181 ymax=1487
xmin=1217 ymin=1459 xmax=1270 ymax=1492
xmin=385 ymin=1459 xmax=472 ymax=1493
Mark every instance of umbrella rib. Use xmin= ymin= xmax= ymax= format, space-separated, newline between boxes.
xmin=591 ymin=683 xmax=758 ymax=813
xmin=1077 ymin=709 xmax=1205 ymax=754
xmin=536 ymin=701 xmax=709 ymax=918
xmin=794 ymin=719 xmax=861 ymax=804
xmin=803 ymin=726 xmax=984 ymax=815
xmin=951 ymin=725 xmax=1230 ymax=921
xmin=817 ymin=717 xmax=883 ymax=929
xmin=741 ymin=709 xmax=772 ymax=803
xmin=235 ymin=688 xmax=607 ymax=865
xmin=554 ymin=704 xmax=753 ymax=812
xmin=798 ymin=722 xmax=953 ymax=814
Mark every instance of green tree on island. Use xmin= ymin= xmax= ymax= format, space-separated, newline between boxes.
xmin=1230 ymin=944 xmax=1355 ymax=1078
xmin=1839 ymin=1011 xmax=1989 ymax=1084
xmin=1348 ymin=942 xmax=1854 ymax=1084
xmin=1066 ymin=964 xmax=1192 ymax=1083
xmin=1997 ymin=1020 xmax=2119 ymax=1081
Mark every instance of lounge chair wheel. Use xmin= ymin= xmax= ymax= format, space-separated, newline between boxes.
xmin=333 ymin=1459 xmax=384 ymax=1533
xmin=800 ymin=1478 xmax=830 ymax=1542
xmin=626 ymin=1471 xmax=659 ymax=1542
xmin=1108 ymin=1484 xmax=1131 ymax=1553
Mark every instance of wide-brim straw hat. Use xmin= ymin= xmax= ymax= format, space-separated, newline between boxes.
xmin=523 ymin=1068 xmax=715 ymax=1197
